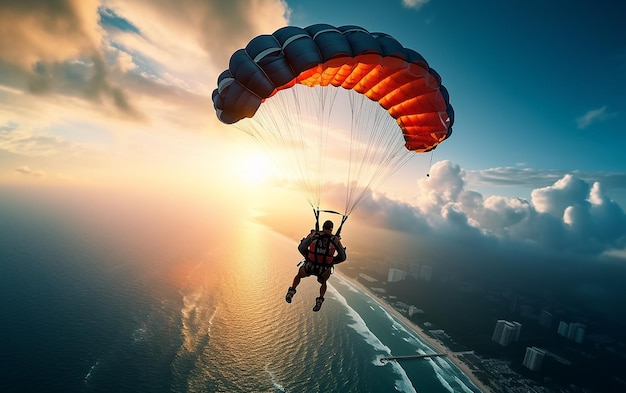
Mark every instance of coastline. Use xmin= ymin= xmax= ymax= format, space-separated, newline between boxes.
xmin=335 ymin=272 xmax=493 ymax=393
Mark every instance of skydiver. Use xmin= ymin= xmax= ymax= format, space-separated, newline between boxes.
xmin=285 ymin=220 xmax=347 ymax=311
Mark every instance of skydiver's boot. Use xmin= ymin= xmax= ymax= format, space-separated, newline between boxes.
xmin=312 ymin=296 xmax=324 ymax=312
xmin=285 ymin=287 xmax=296 ymax=303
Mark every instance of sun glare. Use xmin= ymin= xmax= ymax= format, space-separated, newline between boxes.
xmin=236 ymin=152 xmax=273 ymax=185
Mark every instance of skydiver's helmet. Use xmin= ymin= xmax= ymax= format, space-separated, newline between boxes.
xmin=322 ymin=220 xmax=333 ymax=231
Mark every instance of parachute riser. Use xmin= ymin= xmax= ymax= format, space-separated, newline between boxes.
xmin=312 ymin=208 xmax=348 ymax=237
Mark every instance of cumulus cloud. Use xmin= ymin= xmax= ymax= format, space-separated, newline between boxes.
xmin=576 ymin=106 xmax=617 ymax=129
xmin=351 ymin=161 xmax=626 ymax=265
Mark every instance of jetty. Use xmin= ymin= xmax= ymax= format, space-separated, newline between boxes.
xmin=380 ymin=353 xmax=447 ymax=363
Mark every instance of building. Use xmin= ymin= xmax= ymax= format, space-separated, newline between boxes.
xmin=491 ymin=319 xmax=522 ymax=346
xmin=557 ymin=321 xmax=586 ymax=344
xmin=510 ymin=321 xmax=522 ymax=341
xmin=557 ymin=321 xmax=569 ymax=336
xmin=539 ymin=310 xmax=553 ymax=329
xmin=492 ymin=320 xmax=505 ymax=342
xmin=419 ymin=265 xmax=433 ymax=282
xmin=567 ymin=322 xmax=586 ymax=344
xmin=523 ymin=347 xmax=545 ymax=371
xmin=387 ymin=268 xmax=406 ymax=282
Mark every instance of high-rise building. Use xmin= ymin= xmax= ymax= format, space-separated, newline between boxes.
xmin=491 ymin=320 xmax=506 ymax=343
xmin=491 ymin=319 xmax=522 ymax=346
xmin=511 ymin=321 xmax=522 ymax=341
xmin=567 ymin=322 xmax=586 ymax=344
xmin=539 ymin=310 xmax=553 ymax=328
xmin=557 ymin=321 xmax=568 ymax=336
xmin=558 ymin=321 xmax=586 ymax=344
xmin=523 ymin=347 xmax=545 ymax=371
xmin=387 ymin=268 xmax=406 ymax=282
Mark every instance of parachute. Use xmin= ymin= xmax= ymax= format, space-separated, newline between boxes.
xmin=212 ymin=24 xmax=454 ymax=231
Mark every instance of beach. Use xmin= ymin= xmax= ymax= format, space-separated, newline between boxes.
xmin=337 ymin=272 xmax=494 ymax=393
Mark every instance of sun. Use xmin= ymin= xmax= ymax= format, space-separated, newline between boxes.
xmin=236 ymin=151 xmax=273 ymax=185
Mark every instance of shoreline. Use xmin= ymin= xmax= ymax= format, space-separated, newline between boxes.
xmin=335 ymin=272 xmax=493 ymax=393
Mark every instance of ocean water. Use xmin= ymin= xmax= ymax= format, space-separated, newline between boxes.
xmin=0 ymin=192 xmax=481 ymax=393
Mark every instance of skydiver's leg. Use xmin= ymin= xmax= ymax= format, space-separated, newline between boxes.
xmin=291 ymin=265 xmax=307 ymax=289
xmin=317 ymin=268 xmax=332 ymax=298
xmin=313 ymin=269 xmax=331 ymax=311
xmin=286 ymin=266 xmax=307 ymax=303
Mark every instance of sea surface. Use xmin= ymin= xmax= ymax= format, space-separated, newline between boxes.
xmin=0 ymin=190 xmax=482 ymax=393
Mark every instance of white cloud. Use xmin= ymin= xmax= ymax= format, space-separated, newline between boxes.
xmin=402 ymin=0 xmax=430 ymax=10
xmin=351 ymin=161 xmax=626 ymax=263
xmin=576 ymin=106 xmax=617 ymax=129
xmin=466 ymin=166 xmax=626 ymax=190
xmin=0 ymin=0 xmax=291 ymax=126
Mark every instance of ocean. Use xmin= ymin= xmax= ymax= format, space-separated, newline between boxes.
xmin=0 ymin=190 xmax=482 ymax=393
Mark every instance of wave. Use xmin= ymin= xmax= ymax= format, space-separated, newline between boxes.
xmin=265 ymin=363 xmax=286 ymax=392
xmin=83 ymin=360 xmax=99 ymax=385
xmin=332 ymin=275 xmax=483 ymax=393
xmin=328 ymin=281 xmax=418 ymax=393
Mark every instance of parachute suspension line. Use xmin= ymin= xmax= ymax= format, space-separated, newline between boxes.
xmin=314 ymin=86 xmax=338 ymax=214
xmin=237 ymin=85 xmax=347 ymax=215
xmin=293 ymin=85 xmax=339 ymax=212
xmin=335 ymin=214 xmax=348 ymax=237
xmin=343 ymin=88 xmax=415 ymax=216
xmin=427 ymin=149 xmax=435 ymax=177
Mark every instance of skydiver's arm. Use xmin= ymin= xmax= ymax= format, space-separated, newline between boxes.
xmin=332 ymin=238 xmax=347 ymax=264
xmin=298 ymin=232 xmax=316 ymax=257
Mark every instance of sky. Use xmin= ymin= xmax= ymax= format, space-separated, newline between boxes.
xmin=1 ymin=0 xmax=626 ymax=295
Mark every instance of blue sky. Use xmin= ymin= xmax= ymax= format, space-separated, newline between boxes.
xmin=0 ymin=0 xmax=625 ymax=277
xmin=282 ymin=0 xmax=626 ymax=204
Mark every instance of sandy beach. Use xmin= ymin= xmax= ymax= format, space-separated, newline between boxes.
xmin=336 ymin=272 xmax=493 ymax=393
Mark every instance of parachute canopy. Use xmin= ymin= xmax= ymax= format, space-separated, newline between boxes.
xmin=212 ymin=24 xmax=454 ymax=219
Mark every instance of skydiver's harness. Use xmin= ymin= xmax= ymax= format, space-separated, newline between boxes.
xmin=303 ymin=233 xmax=337 ymax=277
xmin=299 ymin=208 xmax=348 ymax=277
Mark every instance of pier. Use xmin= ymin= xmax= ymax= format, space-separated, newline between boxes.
xmin=380 ymin=353 xmax=447 ymax=363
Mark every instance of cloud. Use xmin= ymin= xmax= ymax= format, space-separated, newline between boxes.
xmin=0 ymin=0 xmax=102 ymax=68
xmin=351 ymin=161 xmax=626 ymax=265
xmin=576 ymin=106 xmax=617 ymax=129
xmin=0 ymin=0 xmax=291 ymax=132
xmin=0 ymin=124 xmax=83 ymax=158
xmin=102 ymin=0 xmax=290 ymax=89
xmin=401 ymin=0 xmax=430 ymax=10
xmin=15 ymin=165 xmax=46 ymax=177
xmin=0 ymin=0 xmax=142 ymax=117
xmin=466 ymin=166 xmax=626 ymax=190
